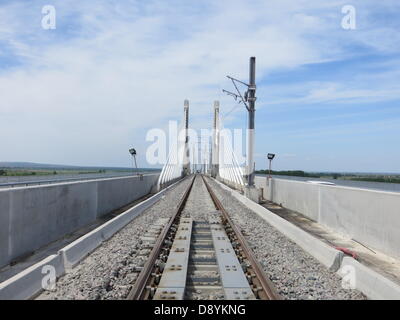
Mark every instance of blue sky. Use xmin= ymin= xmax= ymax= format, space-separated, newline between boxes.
xmin=0 ymin=1 xmax=399 ymax=172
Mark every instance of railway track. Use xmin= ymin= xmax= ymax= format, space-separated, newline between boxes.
xmin=127 ymin=174 xmax=280 ymax=300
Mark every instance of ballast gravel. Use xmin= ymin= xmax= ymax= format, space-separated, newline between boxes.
xmin=37 ymin=178 xmax=193 ymax=300
xmin=37 ymin=174 xmax=366 ymax=300
xmin=181 ymin=175 xmax=217 ymax=221
xmin=205 ymin=177 xmax=366 ymax=300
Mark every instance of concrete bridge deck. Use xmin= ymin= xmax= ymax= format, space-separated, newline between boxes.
xmin=0 ymin=174 xmax=399 ymax=300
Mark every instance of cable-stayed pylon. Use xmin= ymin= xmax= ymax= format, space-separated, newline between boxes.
xmin=157 ymin=100 xmax=191 ymax=190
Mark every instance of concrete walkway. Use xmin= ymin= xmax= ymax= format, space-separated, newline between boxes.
xmin=261 ymin=200 xmax=400 ymax=286
xmin=0 ymin=194 xmax=152 ymax=283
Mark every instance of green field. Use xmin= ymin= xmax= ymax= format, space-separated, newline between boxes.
xmin=255 ymin=170 xmax=320 ymax=178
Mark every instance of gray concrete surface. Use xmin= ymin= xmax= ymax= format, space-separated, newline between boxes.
xmin=260 ymin=200 xmax=400 ymax=287
xmin=0 ymin=172 xmax=158 ymax=186
xmin=0 ymin=174 xmax=159 ymax=269
xmin=256 ymin=174 xmax=400 ymax=193
xmin=216 ymin=179 xmax=344 ymax=271
xmin=255 ymin=176 xmax=400 ymax=260
xmin=208 ymin=177 xmax=364 ymax=299
xmin=0 ymin=178 xmax=181 ymax=300
xmin=338 ymin=257 xmax=400 ymax=300
xmin=0 ymin=191 xmax=10 ymax=268
xmin=218 ymin=178 xmax=400 ymax=300
xmin=60 ymin=180 xmax=176 ymax=269
xmin=37 ymin=177 xmax=192 ymax=300
xmin=0 ymin=254 xmax=64 ymax=300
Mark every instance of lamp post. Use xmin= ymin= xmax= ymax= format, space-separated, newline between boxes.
xmin=267 ymin=153 xmax=275 ymax=179
xmin=129 ymin=148 xmax=139 ymax=176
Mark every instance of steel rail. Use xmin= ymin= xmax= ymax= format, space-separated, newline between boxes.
xmin=201 ymin=175 xmax=281 ymax=300
xmin=127 ymin=174 xmax=280 ymax=300
xmin=127 ymin=175 xmax=196 ymax=300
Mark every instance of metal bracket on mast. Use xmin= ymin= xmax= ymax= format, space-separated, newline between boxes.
xmin=223 ymin=76 xmax=255 ymax=111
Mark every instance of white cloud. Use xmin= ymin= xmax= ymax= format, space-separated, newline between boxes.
xmin=0 ymin=0 xmax=399 ymax=167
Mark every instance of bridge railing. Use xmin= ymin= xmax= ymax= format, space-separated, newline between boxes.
xmin=0 ymin=173 xmax=159 ymax=268
xmin=255 ymin=175 xmax=400 ymax=260
xmin=0 ymin=172 xmax=156 ymax=189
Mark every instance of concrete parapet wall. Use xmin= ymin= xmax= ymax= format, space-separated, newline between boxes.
xmin=215 ymin=179 xmax=343 ymax=271
xmin=0 ymin=174 xmax=159 ymax=268
xmin=60 ymin=181 xmax=170 ymax=270
xmin=338 ymin=257 xmax=400 ymax=300
xmin=0 ymin=254 xmax=64 ymax=300
xmin=254 ymin=176 xmax=400 ymax=259
xmin=217 ymin=178 xmax=400 ymax=299
xmin=0 ymin=178 xmax=180 ymax=300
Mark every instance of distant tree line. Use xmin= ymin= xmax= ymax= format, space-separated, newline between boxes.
xmin=255 ymin=170 xmax=400 ymax=184
xmin=255 ymin=170 xmax=320 ymax=178
xmin=350 ymin=177 xmax=400 ymax=184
